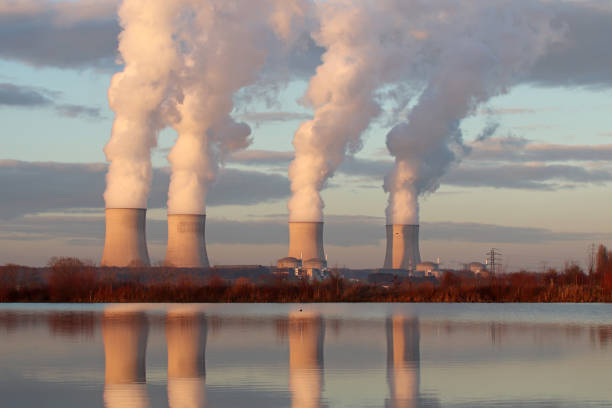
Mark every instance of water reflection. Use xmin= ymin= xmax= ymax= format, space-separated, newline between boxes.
xmin=289 ymin=312 xmax=325 ymax=408
xmin=386 ymin=316 xmax=419 ymax=408
xmin=102 ymin=309 xmax=150 ymax=408
xmin=166 ymin=310 xmax=207 ymax=408
xmin=2 ymin=304 xmax=612 ymax=408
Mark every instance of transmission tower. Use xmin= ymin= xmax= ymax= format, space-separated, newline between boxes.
xmin=486 ymin=248 xmax=502 ymax=275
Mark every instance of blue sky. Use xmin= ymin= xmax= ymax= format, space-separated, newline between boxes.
xmin=1 ymin=0 xmax=612 ymax=269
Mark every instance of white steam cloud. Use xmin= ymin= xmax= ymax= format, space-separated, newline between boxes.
xmin=287 ymin=0 xmax=417 ymax=222
xmin=104 ymin=1 xmax=182 ymax=209
xmin=104 ymin=0 xmax=310 ymax=213
xmin=384 ymin=1 xmax=560 ymax=225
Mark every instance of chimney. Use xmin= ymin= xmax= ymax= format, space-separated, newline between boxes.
xmin=288 ymin=222 xmax=325 ymax=262
xmin=101 ymin=208 xmax=150 ymax=267
xmin=383 ymin=224 xmax=421 ymax=270
xmin=165 ymin=214 xmax=210 ymax=268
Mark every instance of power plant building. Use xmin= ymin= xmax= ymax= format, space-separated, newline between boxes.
xmin=101 ymin=208 xmax=151 ymax=267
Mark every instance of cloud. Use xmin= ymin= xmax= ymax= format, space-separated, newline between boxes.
xmin=225 ymin=144 xmax=612 ymax=191
xmin=0 ymin=0 xmax=609 ymax=93
xmin=480 ymin=107 xmax=537 ymax=115
xmin=54 ymin=104 xmax=103 ymax=120
xmin=0 ymin=82 xmax=53 ymax=106
xmin=468 ymin=136 xmax=612 ymax=162
xmin=236 ymin=111 xmax=312 ymax=124
xmin=442 ymin=163 xmax=612 ymax=190
xmin=229 ymin=150 xmax=294 ymax=166
xmin=0 ymin=82 xmax=103 ymax=119
xmin=0 ymin=0 xmax=120 ymax=69
xmin=528 ymin=1 xmax=612 ymax=88
xmin=0 ymin=161 xmax=290 ymax=219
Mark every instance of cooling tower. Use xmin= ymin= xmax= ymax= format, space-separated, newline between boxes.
xmin=386 ymin=316 xmax=420 ymax=408
xmin=101 ymin=208 xmax=151 ymax=267
xmin=383 ymin=225 xmax=421 ymax=271
xmin=288 ymin=222 xmax=325 ymax=262
xmin=166 ymin=310 xmax=207 ymax=408
xmin=165 ymin=214 xmax=210 ymax=268
xmin=289 ymin=312 xmax=324 ymax=408
xmin=103 ymin=310 xmax=150 ymax=408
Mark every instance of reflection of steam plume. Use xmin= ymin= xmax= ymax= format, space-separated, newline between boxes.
xmin=386 ymin=316 xmax=419 ymax=408
xmin=385 ymin=2 xmax=558 ymax=226
xmin=289 ymin=312 xmax=325 ymax=408
xmin=166 ymin=311 xmax=207 ymax=408
xmin=102 ymin=311 xmax=150 ymax=408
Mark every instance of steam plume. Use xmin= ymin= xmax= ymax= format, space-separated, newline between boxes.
xmin=385 ymin=2 xmax=560 ymax=224
xmin=288 ymin=0 xmax=415 ymax=222
xmin=104 ymin=0 xmax=309 ymax=213
xmin=104 ymin=0 xmax=182 ymax=209
xmin=166 ymin=0 xmax=310 ymax=215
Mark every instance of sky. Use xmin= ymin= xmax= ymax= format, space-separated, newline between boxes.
xmin=1 ymin=0 xmax=612 ymax=270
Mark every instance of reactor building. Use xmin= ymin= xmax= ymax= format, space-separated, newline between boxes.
xmin=101 ymin=208 xmax=151 ymax=267
xmin=165 ymin=214 xmax=210 ymax=268
xmin=383 ymin=224 xmax=421 ymax=272
xmin=279 ymin=221 xmax=327 ymax=274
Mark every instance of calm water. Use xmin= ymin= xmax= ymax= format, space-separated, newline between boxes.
xmin=1 ymin=303 xmax=612 ymax=408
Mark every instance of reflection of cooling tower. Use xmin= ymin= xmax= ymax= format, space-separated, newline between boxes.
xmin=289 ymin=312 xmax=324 ymax=408
xmin=166 ymin=311 xmax=207 ymax=408
xmin=103 ymin=310 xmax=150 ymax=408
xmin=383 ymin=225 xmax=421 ymax=270
xmin=165 ymin=214 xmax=210 ymax=268
xmin=101 ymin=208 xmax=151 ymax=267
xmin=288 ymin=222 xmax=325 ymax=261
xmin=386 ymin=316 xmax=419 ymax=408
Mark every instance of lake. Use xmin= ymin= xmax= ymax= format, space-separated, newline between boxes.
xmin=1 ymin=303 xmax=611 ymax=407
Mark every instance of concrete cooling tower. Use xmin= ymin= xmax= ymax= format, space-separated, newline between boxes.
xmin=289 ymin=312 xmax=324 ymax=408
xmin=166 ymin=310 xmax=207 ymax=408
xmin=165 ymin=214 xmax=210 ymax=268
xmin=288 ymin=222 xmax=326 ymax=263
xmin=103 ymin=310 xmax=150 ymax=408
xmin=101 ymin=208 xmax=151 ymax=267
xmin=386 ymin=316 xmax=420 ymax=408
xmin=383 ymin=225 xmax=421 ymax=271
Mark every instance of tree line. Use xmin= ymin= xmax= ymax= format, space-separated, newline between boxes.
xmin=1 ymin=245 xmax=612 ymax=302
